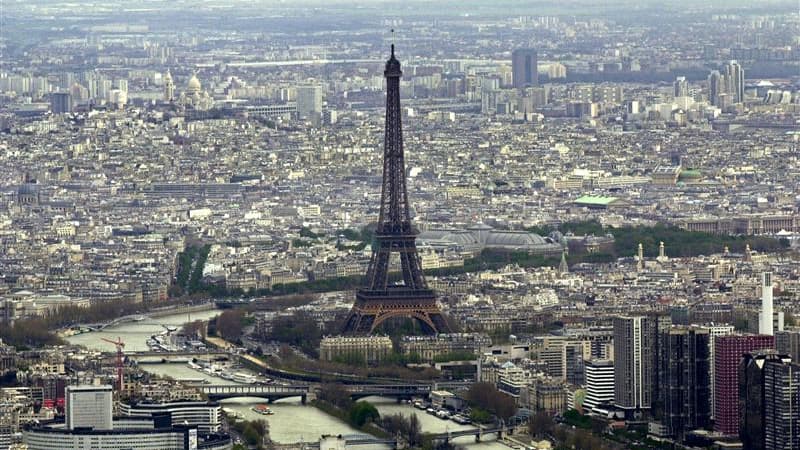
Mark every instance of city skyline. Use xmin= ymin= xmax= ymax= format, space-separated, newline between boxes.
xmin=0 ymin=1 xmax=799 ymax=450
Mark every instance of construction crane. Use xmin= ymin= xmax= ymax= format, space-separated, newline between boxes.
xmin=101 ymin=337 xmax=125 ymax=391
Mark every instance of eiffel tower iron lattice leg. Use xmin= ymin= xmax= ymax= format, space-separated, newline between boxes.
xmin=342 ymin=44 xmax=450 ymax=335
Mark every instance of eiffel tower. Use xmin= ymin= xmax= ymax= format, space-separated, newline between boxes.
xmin=342 ymin=45 xmax=450 ymax=335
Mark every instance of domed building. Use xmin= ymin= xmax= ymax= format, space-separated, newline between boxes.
xmin=678 ymin=168 xmax=703 ymax=183
xmin=418 ymin=223 xmax=563 ymax=256
xmin=186 ymin=74 xmax=201 ymax=95
xmin=177 ymin=72 xmax=213 ymax=110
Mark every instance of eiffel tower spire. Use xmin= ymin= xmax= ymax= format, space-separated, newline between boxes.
xmin=342 ymin=44 xmax=450 ymax=335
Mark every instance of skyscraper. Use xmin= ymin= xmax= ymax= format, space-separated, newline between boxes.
xmin=739 ymin=351 xmax=800 ymax=450
xmin=708 ymin=70 xmax=723 ymax=106
xmin=714 ymin=334 xmax=775 ymax=435
xmin=50 ymin=92 xmax=72 ymax=114
xmin=115 ymin=78 xmax=128 ymax=93
xmin=296 ymin=84 xmax=323 ymax=120
xmin=613 ymin=315 xmax=671 ymax=413
xmin=724 ymin=60 xmax=745 ymax=104
xmin=776 ymin=328 xmax=800 ymax=363
xmin=583 ymin=358 xmax=615 ymax=415
xmin=673 ymin=76 xmax=689 ymax=98
xmin=760 ymin=272 xmax=774 ymax=336
xmin=707 ymin=324 xmax=735 ymax=420
xmin=661 ymin=326 xmax=711 ymax=441
xmin=512 ymin=48 xmax=538 ymax=89
xmin=97 ymin=78 xmax=113 ymax=102
xmin=65 ymin=385 xmax=113 ymax=431
xmin=762 ymin=355 xmax=800 ymax=450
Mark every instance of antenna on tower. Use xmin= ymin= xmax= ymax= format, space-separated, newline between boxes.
xmin=390 ymin=29 xmax=395 ymax=56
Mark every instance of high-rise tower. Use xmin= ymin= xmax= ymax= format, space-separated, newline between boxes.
xmin=724 ymin=60 xmax=744 ymax=104
xmin=613 ymin=315 xmax=671 ymax=413
xmin=661 ymin=326 xmax=711 ymax=441
xmin=673 ymin=76 xmax=689 ymax=98
xmin=342 ymin=45 xmax=450 ymax=335
xmin=708 ymin=70 xmax=722 ymax=106
xmin=760 ymin=272 xmax=774 ymax=336
xmin=296 ymin=84 xmax=323 ymax=120
xmin=739 ymin=351 xmax=800 ymax=450
xmin=714 ymin=334 xmax=775 ymax=435
xmin=512 ymin=48 xmax=538 ymax=88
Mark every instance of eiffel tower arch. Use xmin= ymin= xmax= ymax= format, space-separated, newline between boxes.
xmin=342 ymin=45 xmax=450 ymax=335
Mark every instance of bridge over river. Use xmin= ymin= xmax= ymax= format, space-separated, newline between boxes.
xmin=191 ymin=383 xmax=438 ymax=403
xmin=274 ymin=434 xmax=400 ymax=449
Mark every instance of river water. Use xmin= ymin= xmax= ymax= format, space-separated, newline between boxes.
xmin=66 ymin=309 xmax=512 ymax=448
xmin=67 ymin=309 xmax=222 ymax=352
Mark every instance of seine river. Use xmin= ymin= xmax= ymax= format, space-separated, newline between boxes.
xmin=66 ymin=309 xmax=509 ymax=448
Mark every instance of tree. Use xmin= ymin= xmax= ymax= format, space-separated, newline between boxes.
xmin=182 ymin=320 xmax=206 ymax=339
xmin=493 ymin=392 xmax=517 ymax=420
xmin=278 ymin=344 xmax=294 ymax=360
xmin=264 ymin=310 xmax=323 ymax=357
xmin=469 ymin=408 xmax=492 ymax=424
xmin=231 ymin=419 xmax=269 ymax=449
xmin=466 ymin=382 xmax=495 ymax=409
xmin=318 ymin=383 xmax=352 ymax=410
xmin=408 ymin=413 xmax=421 ymax=446
xmin=381 ymin=413 xmax=421 ymax=446
xmin=465 ymin=382 xmax=517 ymax=420
xmin=348 ymin=401 xmax=380 ymax=427
xmin=242 ymin=423 xmax=261 ymax=446
xmin=216 ymin=309 xmax=245 ymax=341
xmin=529 ymin=411 xmax=554 ymax=438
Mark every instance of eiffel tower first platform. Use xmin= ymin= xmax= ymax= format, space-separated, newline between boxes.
xmin=342 ymin=45 xmax=450 ymax=335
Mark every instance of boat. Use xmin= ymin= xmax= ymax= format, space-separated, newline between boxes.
xmin=223 ymin=408 xmax=243 ymax=420
xmin=251 ymin=404 xmax=274 ymax=415
xmin=426 ymin=408 xmax=436 ymax=415
xmin=232 ymin=372 xmax=257 ymax=384
xmin=413 ymin=401 xmax=425 ymax=410
xmin=176 ymin=377 xmax=208 ymax=384
xmin=187 ymin=361 xmax=201 ymax=370
xmin=132 ymin=315 xmax=147 ymax=322
xmin=436 ymin=410 xmax=451 ymax=419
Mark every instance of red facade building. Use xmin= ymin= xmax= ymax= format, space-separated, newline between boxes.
xmin=713 ymin=334 xmax=774 ymax=435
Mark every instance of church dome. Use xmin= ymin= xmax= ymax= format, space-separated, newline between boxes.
xmin=186 ymin=74 xmax=201 ymax=93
